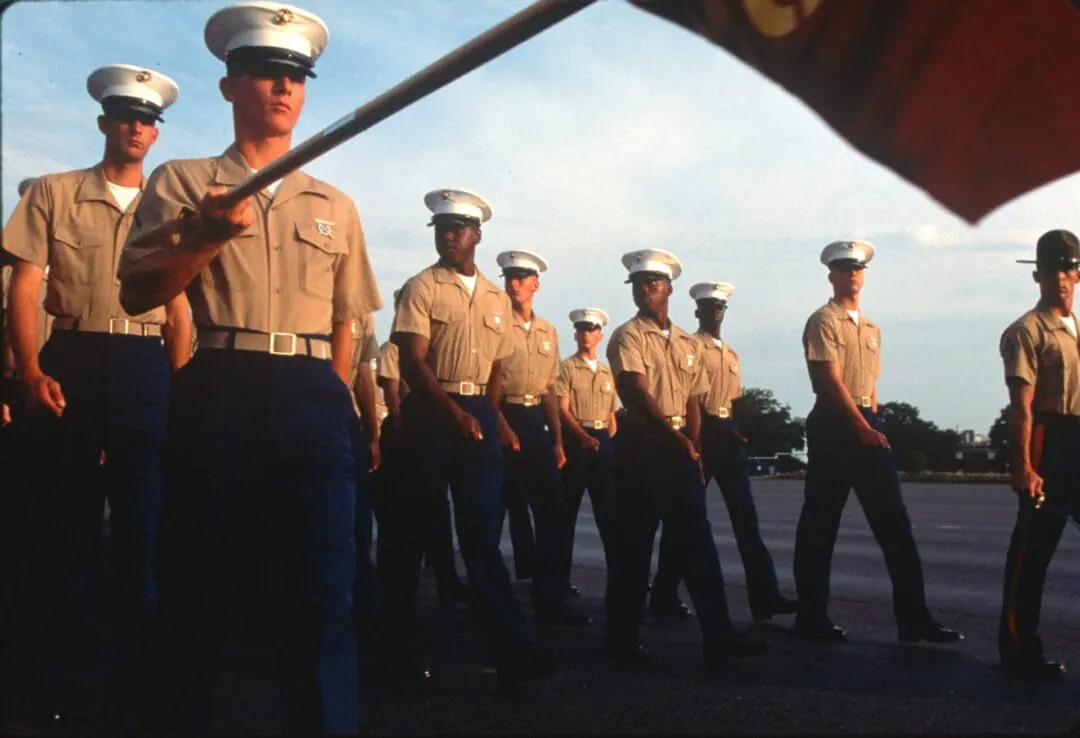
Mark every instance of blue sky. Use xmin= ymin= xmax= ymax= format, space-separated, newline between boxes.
xmin=5 ymin=0 xmax=1080 ymax=433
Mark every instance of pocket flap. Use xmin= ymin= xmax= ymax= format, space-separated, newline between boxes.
xmin=53 ymin=224 xmax=100 ymax=249
xmin=294 ymin=222 xmax=347 ymax=254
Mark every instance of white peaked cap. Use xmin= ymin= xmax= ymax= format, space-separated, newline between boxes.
xmin=820 ymin=239 xmax=875 ymax=268
xmin=86 ymin=64 xmax=179 ymax=118
xmin=424 ymin=188 xmax=492 ymax=223
xmin=689 ymin=281 xmax=736 ymax=302
xmin=496 ymin=249 xmax=548 ymax=275
xmin=621 ymin=248 xmax=683 ymax=281
xmin=205 ymin=2 xmax=329 ymax=72
xmin=569 ymin=308 xmax=609 ymax=328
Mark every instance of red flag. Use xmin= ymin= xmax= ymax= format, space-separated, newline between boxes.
xmin=634 ymin=0 xmax=1080 ymax=224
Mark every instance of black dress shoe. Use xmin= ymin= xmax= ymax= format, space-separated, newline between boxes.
xmin=753 ymin=595 xmax=799 ymax=622
xmin=649 ymin=598 xmax=693 ymax=619
xmin=604 ymin=642 xmax=650 ymax=665
xmin=564 ymin=583 xmax=581 ymax=598
xmin=704 ymin=635 xmax=771 ymax=667
xmin=1002 ymin=656 xmax=1067 ymax=681
xmin=898 ymin=621 xmax=964 ymax=644
xmin=538 ymin=607 xmax=595 ymax=628
xmin=793 ymin=620 xmax=847 ymax=642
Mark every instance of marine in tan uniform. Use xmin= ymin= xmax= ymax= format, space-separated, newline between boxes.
xmin=379 ymin=188 xmax=550 ymax=694
xmin=1 ymin=177 xmax=52 ymax=428
xmin=651 ymin=282 xmax=797 ymax=622
xmin=116 ymin=4 xmax=379 ymax=731
xmin=555 ymin=307 xmax=618 ymax=599
xmin=374 ymin=292 xmax=468 ymax=613
xmin=349 ymin=313 xmax=382 ymax=638
xmin=1 ymin=65 xmax=189 ymax=731
xmin=793 ymin=240 xmax=961 ymax=646
xmin=997 ymin=229 xmax=1080 ymax=681
xmin=495 ymin=249 xmax=590 ymax=627
xmin=604 ymin=248 xmax=768 ymax=668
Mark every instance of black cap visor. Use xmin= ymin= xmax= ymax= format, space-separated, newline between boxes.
xmin=428 ymin=214 xmax=480 ymax=230
xmin=227 ymin=46 xmax=316 ymax=79
xmin=574 ymin=321 xmax=602 ymax=332
xmin=626 ymin=270 xmax=670 ymax=285
xmin=102 ymin=96 xmax=164 ymax=123
xmin=828 ymin=258 xmax=867 ymax=273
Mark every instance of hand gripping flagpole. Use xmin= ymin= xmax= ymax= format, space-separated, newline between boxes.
xmin=130 ymin=0 xmax=596 ymax=246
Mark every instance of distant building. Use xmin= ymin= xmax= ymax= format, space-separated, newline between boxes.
xmin=749 ymin=451 xmax=807 ymax=476
xmin=955 ymin=429 xmax=995 ymax=473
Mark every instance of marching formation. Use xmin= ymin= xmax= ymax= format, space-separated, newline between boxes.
xmin=1 ymin=2 xmax=1077 ymax=734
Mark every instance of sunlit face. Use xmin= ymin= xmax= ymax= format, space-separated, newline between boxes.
xmin=631 ymin=274 xmax=672 ymax=313
xmin=433 ymin=219 xmax=481 ymax=267
xmin=98 ymin=114 xmax=159 ymax=163
xmin=574 ymin=324 xmax=602 ymax=352
xmin=828 ymin=263 xmax=865 ymax=299
xmin=1034 ymin=265 xmax=1078 ymax=308
xmin=504 ymin=273 xmax=540 ymax=305
xmin=695 ymin=299 xmax=728 ymax=332
xmin=220 ymin=67 xmax=306 ymax=138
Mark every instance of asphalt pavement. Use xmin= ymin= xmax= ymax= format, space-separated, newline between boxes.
xmin=212 ymin=479 xmax=1080 ymax=734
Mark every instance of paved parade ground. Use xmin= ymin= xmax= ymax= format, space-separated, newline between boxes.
xmin=192 ymin=479 xmax=1080 ymax=734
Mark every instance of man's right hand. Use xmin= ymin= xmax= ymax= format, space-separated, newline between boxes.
xmin=198 ymin=186 xmax=255 ymax=243
xmin=856 ymin=422 xmax=890 ymax=449
xmin=673 ymin=432 xmax=699 ymax=461
xmin=1012 ymin=464 xmax=1045 ymax=505
xmin=452 ymin=406 xmax=484 ymax=443
xmin=22 ymin=370 xmax=65 ymax=417
xmin=579 ymin=433 xmax=601 ymax=453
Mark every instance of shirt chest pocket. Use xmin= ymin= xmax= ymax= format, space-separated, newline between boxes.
xmin=1040 ymin=345 xmax=1065 ymax=369
xmin=295 ymin=222 xmax=347 ymax=301
xmin=51 ymin=224 xmax=103 ymax=284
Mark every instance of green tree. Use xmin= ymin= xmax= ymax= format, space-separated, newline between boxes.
xmin=732 ymin=388 xmax=805 ymax=457
xmin=988 ymin=405 xmax=1010 ymax=472
xmin=878 ymin=401 xmax=960 ymax=473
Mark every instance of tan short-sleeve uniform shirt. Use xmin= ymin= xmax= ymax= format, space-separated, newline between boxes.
xmin=2 ymin=267 xmax=52 ymax=378
xmin=606 ymin=315 xmax=709 ymax=417
xmin=391 ymin=264 xmax=511 ymax=385
xmin=376 ymin=339 xmax=407 ymax=408
xmin=347 ymin=313 xmax=381 ymax=417
xmin=3 ymin=166 xmax=164 ymax=327
xmin=555 ymin=354 xmax=618 ymax=423
xmin=802 ymin=300 xmax=881 ymax=401
xmin=120 ymin=144 xmax=381 ymax=334
xmin=501 ymin=314 xmax=559 ymax=399
xmin=1000 ymin=309 xmax=1080 ymax=416
xmin=696 ymin=331 xmax=742 ymax=416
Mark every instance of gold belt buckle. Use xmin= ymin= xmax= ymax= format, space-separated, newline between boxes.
xmin=858 ymin=396 xmax=872 ymax=408
xmin=523 ymin=394 xmax=538 ymax=407
xmin=669 ymin=415 xmax=685 ymax=430
xmin=109 ymin=318 xmax=130 ymax=335
xmin=716 ymin=408 xmax=730 ymax=419
xmin=459 ymin=381 xmax=477 ymax=396
xmin=269 ymin=332 xmax=298 ymax=356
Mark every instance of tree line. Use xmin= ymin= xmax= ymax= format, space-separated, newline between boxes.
xmin=732 ymin=389 xmax=1007 ymax=474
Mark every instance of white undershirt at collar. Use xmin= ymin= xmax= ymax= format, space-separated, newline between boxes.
xmin=456 ymin=271 xmax=477 ymax=295
xmin=106 ymin=182 xmax=140 ymax=212
xmin=1060 ymin=315 xmax=1077 ymax=338
xmin=847 ymin=309 xmax=860 ymax=325
xmin=584 ymin=357 xmax=598 ymax=373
